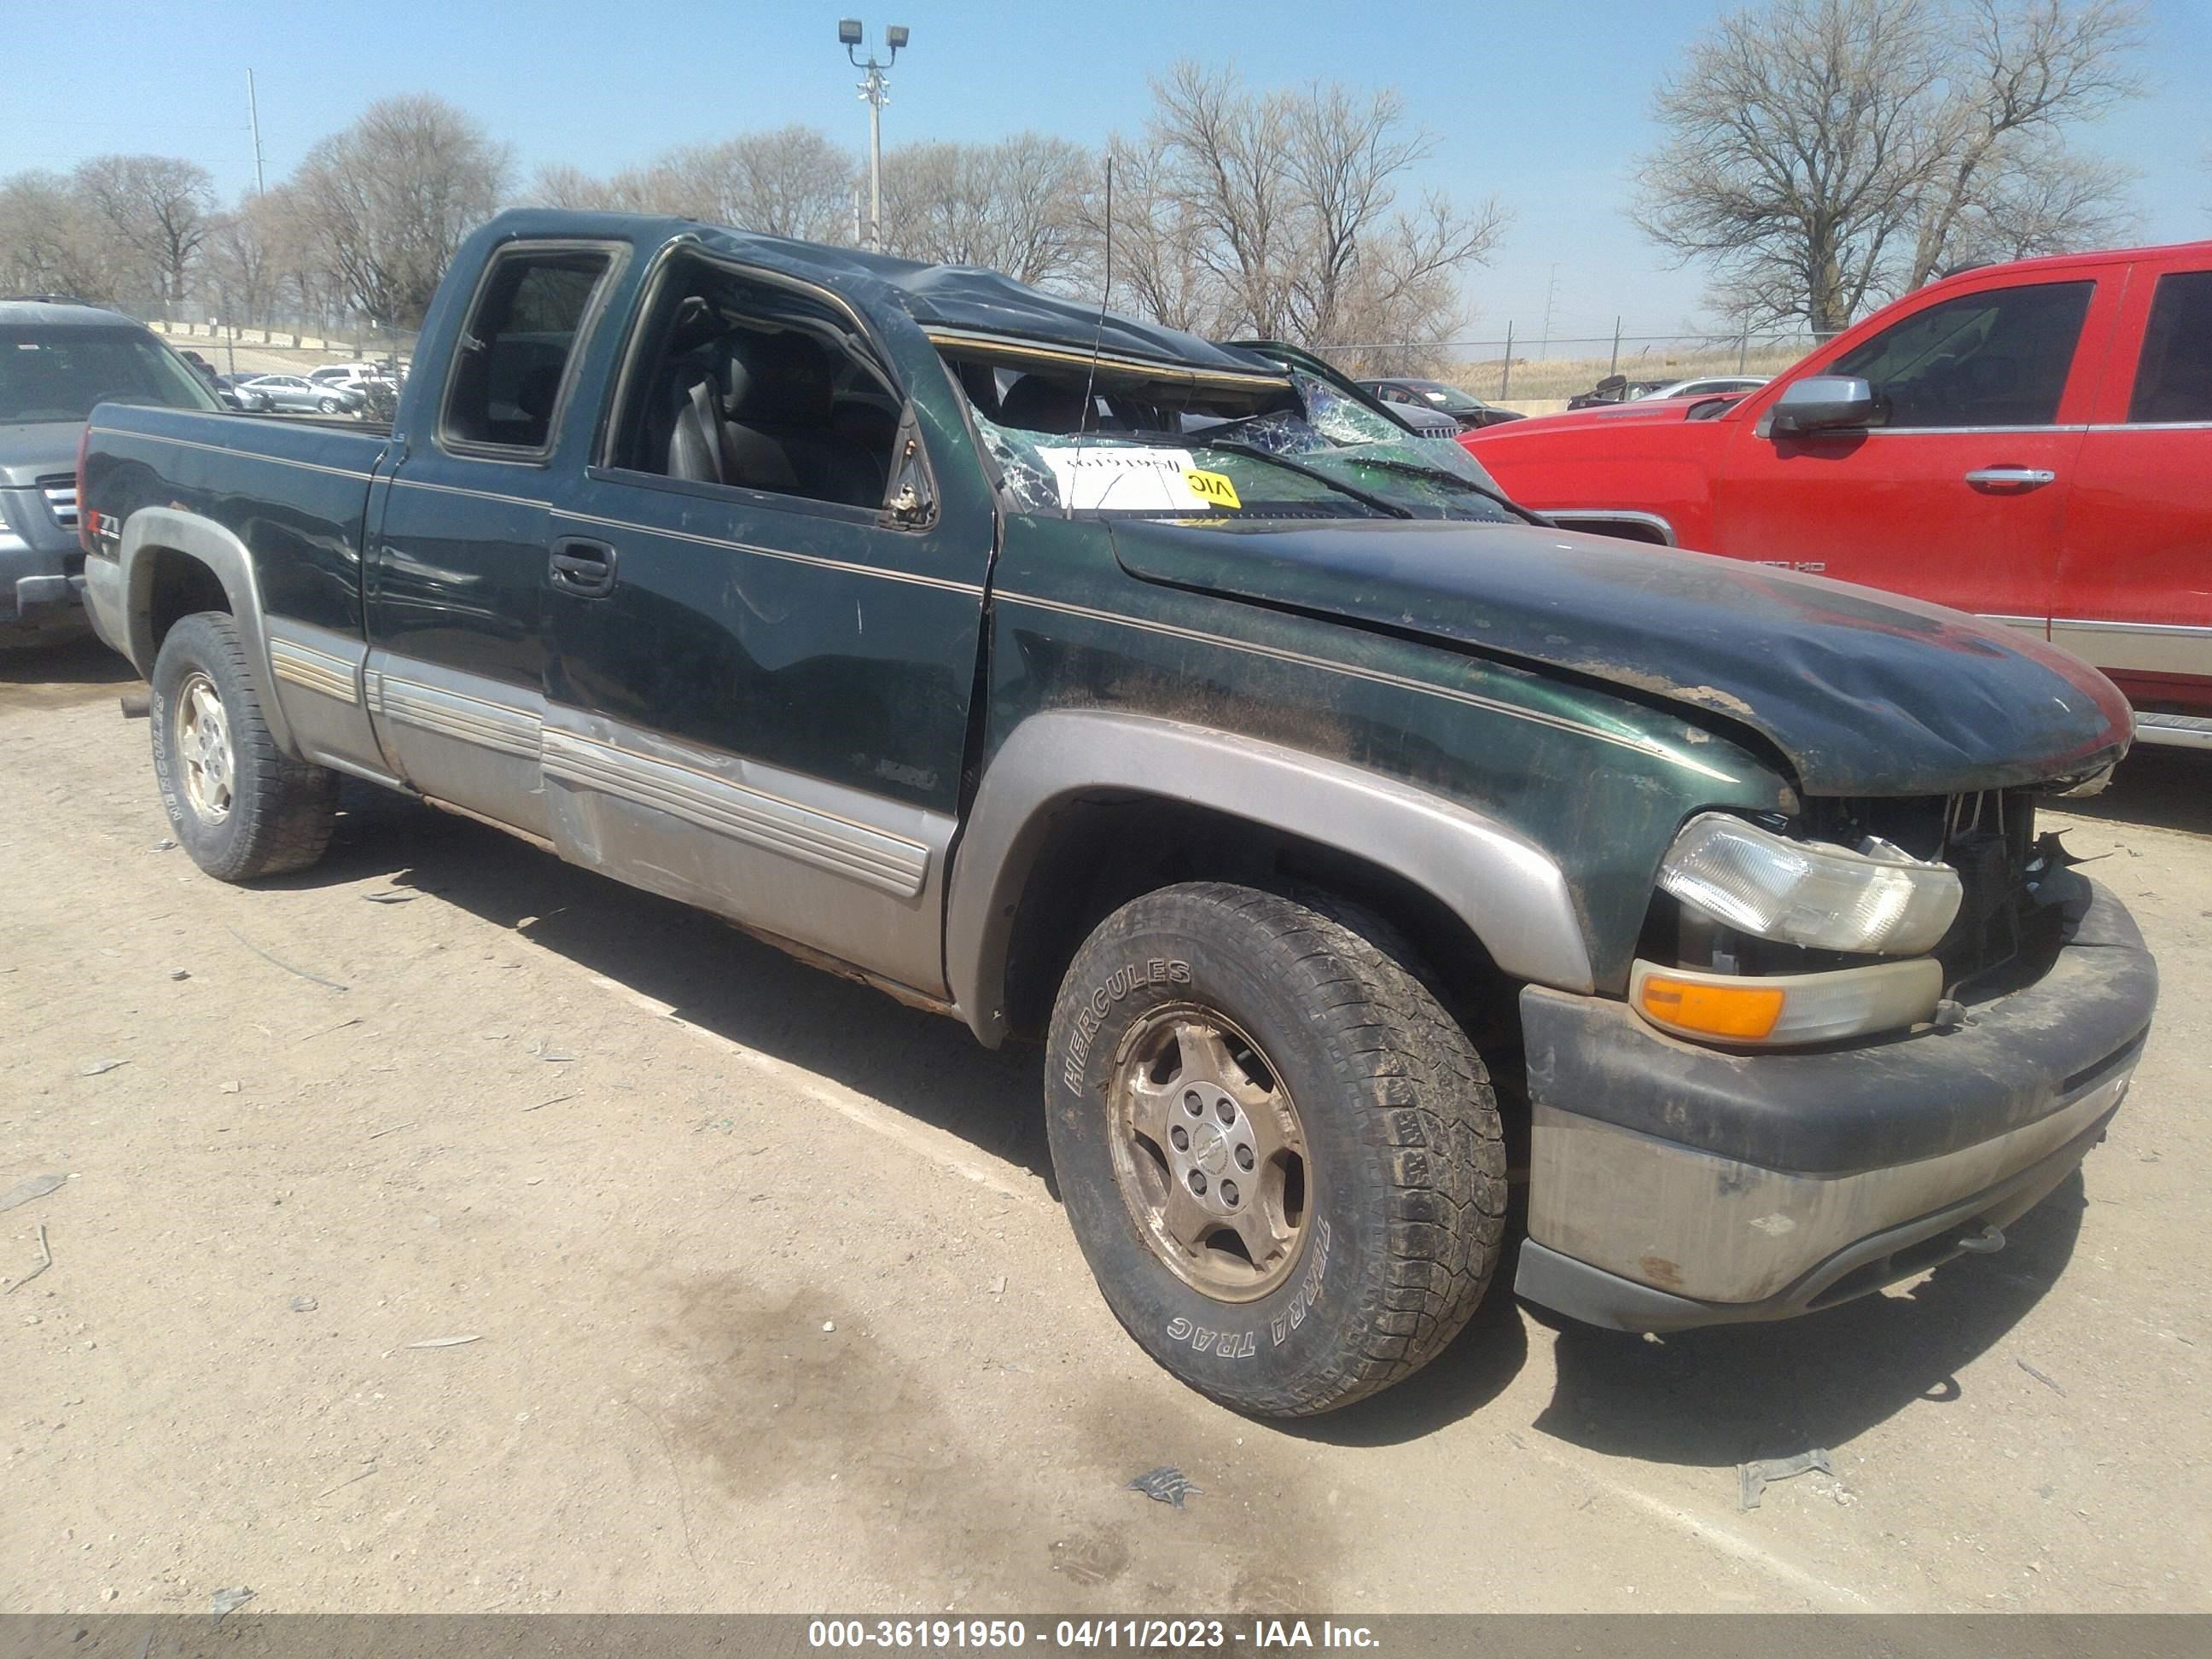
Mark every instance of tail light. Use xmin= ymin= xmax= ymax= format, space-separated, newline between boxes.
xmin=75 ymin=422 xmax=92 ymax=554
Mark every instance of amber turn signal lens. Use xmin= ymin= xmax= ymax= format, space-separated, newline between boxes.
xmin=1637 ymin=975 xmax=1787 ymax=1040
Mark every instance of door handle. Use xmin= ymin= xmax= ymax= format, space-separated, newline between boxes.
xmin=549 ymin=536 xmax=618 ymax=597
xmin=1965 ymin=467 xmax=2057 ymax=493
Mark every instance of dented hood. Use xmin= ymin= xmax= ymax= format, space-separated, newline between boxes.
xmin=1108 ymin=517 xmax=2132 ymax=796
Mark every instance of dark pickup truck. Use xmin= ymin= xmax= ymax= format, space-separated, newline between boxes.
xmin=78 ymin=210 xmax=2157 ymax=1417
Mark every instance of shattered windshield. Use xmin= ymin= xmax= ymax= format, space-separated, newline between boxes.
xmin=963 ymin=363 xmax=1522 ymax=525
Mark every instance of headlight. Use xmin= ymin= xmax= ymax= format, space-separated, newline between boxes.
xmin=1657 ymin=812 xmax=1962 ymax=957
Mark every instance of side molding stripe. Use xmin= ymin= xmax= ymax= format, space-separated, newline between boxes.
xmin=540 ymin=729 xmax=929 ymax=899
xmin=269 ymin=636 xmax=360 ymax=705
xmin=372 ymin=674 xmax=540 ymax=760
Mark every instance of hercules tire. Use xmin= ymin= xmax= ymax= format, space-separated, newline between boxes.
xmin=1044 ymin=881 xmax=1507 ymax=1417
xmin=150 ymin=610 xmax=339 ymax=882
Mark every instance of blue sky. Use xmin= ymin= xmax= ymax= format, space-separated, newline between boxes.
xmin=9 ymin=0 xmax=2209 ymax=341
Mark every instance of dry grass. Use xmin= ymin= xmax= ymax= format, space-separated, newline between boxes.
xmin=1442 ymin=341 xmax=1817 ymax=410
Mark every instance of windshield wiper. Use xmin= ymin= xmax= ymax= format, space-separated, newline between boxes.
xmin=1194 ymin=439 xmax=1412 ymax=520
xmin=1094 ymin=429 xmax=1412 ymax=520
xmin=1327 ymin=453 xmax=1528 ymax=520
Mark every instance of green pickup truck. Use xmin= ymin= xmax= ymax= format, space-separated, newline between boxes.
xmin=78 ymin=211 xmax=2157 ymax=1417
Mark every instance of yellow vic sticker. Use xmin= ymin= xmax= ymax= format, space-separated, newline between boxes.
xmin=1185 ymin=469 xmax=1241 ymax=509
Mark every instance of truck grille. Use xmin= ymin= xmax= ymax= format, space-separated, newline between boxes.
xmin=1804 ymin=789 xmax=2058 ymax=997
xmin=38 ymin=475 xmax=78 ymax=529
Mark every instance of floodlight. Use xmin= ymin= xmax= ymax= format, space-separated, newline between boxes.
xmin=887 ymin=24 xmax=910 ymax=48
xmin=838 ymin=18 xmax=863 ymax=44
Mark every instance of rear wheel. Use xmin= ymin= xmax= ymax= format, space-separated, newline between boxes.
xmin=150 ymin=610 xmax=338 ymax=881
xmin=1044 ymin=882 xmax=1506 ymax=1417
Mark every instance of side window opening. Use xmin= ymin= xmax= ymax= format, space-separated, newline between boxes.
xmin=1831 ymin=280 xmax=2093 ymax=429
xmin=611 ymin=254 xmax=901 ymax=513
xmin=2128 ymin=271 xmax=2212 ymax=425
xmin=443 ymin=247 xmax=614 ymax=455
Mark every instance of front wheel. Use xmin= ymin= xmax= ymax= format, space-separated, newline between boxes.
xmin=1045 ymin=882 xmax=1506 ymax=1417
xmin=150 ymin=610 xmax=339 ymax=881
xmin=317 ymin=396 xmax=341 ymax=413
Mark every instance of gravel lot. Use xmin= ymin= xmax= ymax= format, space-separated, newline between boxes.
xmin=3 ymin=639 xmax=2207 ymax=1615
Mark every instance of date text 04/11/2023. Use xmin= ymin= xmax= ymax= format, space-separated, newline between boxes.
xmin=804 ymin=1618 xmax=1381 ymax=1649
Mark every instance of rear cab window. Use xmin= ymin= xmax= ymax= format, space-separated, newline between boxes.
xmin=441 ymin=245 xmax=620 ymax=458
xmin=2127 ymin=270 xmax=2212 ymax=424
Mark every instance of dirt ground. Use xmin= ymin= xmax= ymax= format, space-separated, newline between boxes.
xmin=3 ymin=638 xmax=2207 ymax=1615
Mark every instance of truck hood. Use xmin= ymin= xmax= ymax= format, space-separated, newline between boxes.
xmin=1108 ymin=517 xmax=2132 ymax=796
xmin=1470 ymin=396 xmax=1732 ymax=444
xmin=0 ymin=420 xmax=83 ymax=488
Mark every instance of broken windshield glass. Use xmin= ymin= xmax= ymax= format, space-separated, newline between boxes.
xmin=965 ymin=366 xmax=1522 ymax=524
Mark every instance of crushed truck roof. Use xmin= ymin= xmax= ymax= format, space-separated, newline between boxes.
xmin=484 ymin=208 xmax=1284 ymax=380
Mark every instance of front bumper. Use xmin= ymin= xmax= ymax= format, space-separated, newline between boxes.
xmin=0 ymin=533 xmax=87 ymax=644
xmin=1514 ymin=874 xmax=2155 ymax=1331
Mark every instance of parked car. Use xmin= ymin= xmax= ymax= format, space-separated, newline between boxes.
xmin=308 ymin=362 xmax=394 ymax=392
xmin=1565 ymin=373 xmax=1672 ymax=410
xmin=79 ymin=210 xmax=2157 ymax=1417
xmin=211 ymin=374 xmax=265 ymax=410
xmin=0 ymin=297 xmax=224 ymax=648
xmin=1360 ymin=376 xmax=1525 ymax=428
xmin=1465 ymin=239 xmax=2212 ymax=750
xmin=1638 ymin=374 xmax=1770 ymax=402
xmin=236 ymin=373 xmax=364 ymax=414
xmin=1358 ymin=387 xmax=1464 ymax=439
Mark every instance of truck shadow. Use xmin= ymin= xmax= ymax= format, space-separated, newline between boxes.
xmin=289 ymin=780 xmax=2087 ymax=1457
xmin=1282 ymin=1168 xmax=2084 ymax=1452
xmin=0 ymin=635 xmax=138 ymax=713
xmin=2057 ymin=747 xmax=2211 ymax=838
xmin=300 ymin=780 xmax=1053 ymax=1184
xmin=1530 ymin=1169 xmax=2087 ymax=1468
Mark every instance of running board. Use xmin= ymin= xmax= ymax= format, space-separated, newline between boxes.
xmin=2134 ymin=712 xmax=2212 ymax=750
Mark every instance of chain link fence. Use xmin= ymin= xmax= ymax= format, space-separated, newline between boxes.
xmin=136 ymin=314 xmax=418 ymax=381
xmin=1320 ymin=327 xmax=1841 ymax=412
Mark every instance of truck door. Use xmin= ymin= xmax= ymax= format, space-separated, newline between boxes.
xmin=1708 ymin=274 xmax=2116 ymax=638
xmin=365 ymin=241 xmax=625 ymax=837
xmin=538 ymin=250 xmax=997 ymax=998
xmin=2054 ymin=259 xmax=2212 ymax=734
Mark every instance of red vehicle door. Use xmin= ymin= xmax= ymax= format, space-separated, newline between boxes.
xmin=2053 ymin=253 xmax=2212 ymax=731
xmin=1705 ymin=269 xmax=2123 ymax=637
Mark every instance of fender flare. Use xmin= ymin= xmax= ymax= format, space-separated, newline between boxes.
xmin=118 ymin=506 xmax=296 ymax=755
xmin=944 ymin=709 xmax=1597 ymax=1046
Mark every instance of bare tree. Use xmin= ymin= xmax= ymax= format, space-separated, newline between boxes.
xmin=1088 ymin=137 xmax=1226 ymax=334
xmin=1939 ymin=139 xmax=2140 ymax=265
xmin=527 ymin=128 xmax=855 ymax=242
xmin=1148 ymin=65 xmax=1301 ymax=338
xmin=293 ymin=95 xmax=512 ymax=329
xmin=201 ymin=188 xmax=306 ymax=327
xmin=663 ymin=126 xmax=856 ymax=241
xmin=1903 ymin=0 xmax=2145 ymax=286
xmin=0 ymin=170 xmax=117 ymax=300
xmin=1132 ymin=64 xmax=1506 ymax=352
xmin=1636 ymin=0 xmax=2145 ymax=335
xmin=524 ymin=163 xmax=623 ymax=211
xmin=73 ymin=154 xmax=214 ymax=312
xmin=880 ymin=135 xmax=1094 ymax=286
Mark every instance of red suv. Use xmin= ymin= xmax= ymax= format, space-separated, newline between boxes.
xmin=1463 ymin=241 xmax=2212 ymax=749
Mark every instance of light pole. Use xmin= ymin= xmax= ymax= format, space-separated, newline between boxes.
xmin=839 ymin=19 xmax=909 ymax=252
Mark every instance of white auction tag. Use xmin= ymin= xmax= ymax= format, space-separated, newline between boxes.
xmin=1041 ymin=446 xmax=1220 ymax=511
